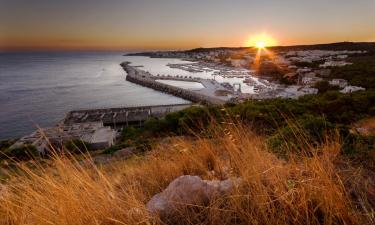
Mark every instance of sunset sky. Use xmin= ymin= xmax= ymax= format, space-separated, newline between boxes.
xmin=1 ymin=0 xmax=375 ymax=51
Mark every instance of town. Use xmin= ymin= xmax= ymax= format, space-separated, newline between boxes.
xmin=128 ymin=45 xmax=366 ymax=100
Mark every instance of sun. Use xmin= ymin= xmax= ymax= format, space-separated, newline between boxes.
xmin=256 ymin=41 xmax=266 ymax=49
xmin=245 ymin=33 xmax=276 ymax=49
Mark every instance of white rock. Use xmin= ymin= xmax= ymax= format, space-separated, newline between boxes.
xmin=146 ymin=175 xmax=239 ymax=217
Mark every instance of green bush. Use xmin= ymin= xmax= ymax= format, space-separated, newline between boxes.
xmin=330 ymin=55 xmax=375 ymax=89
xmin=120 ymin=126 xmax=141 ymax=141
xmin=267 ymin=115 xmax=334 ymax=155
xmin=313 ymin=80 xmax=340 ymax=93
xmin=64 ymin=139 xmax=92 ymax=153
xmin=141 ymin=90 xmax=375 ymax=157
xmin=102 ymin=143 xmax=130 ymax=155
xmin=3 ymin=144 xmax=39 ymax=160
xmin=0 ymin=140 xmax=16 ymax=151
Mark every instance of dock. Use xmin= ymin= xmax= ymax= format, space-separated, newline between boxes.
xmin=62 ymin=103 xmax=193 ymax=127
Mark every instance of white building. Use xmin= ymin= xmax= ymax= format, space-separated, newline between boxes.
xmin=230 ymin=59 xmax=248 ymax=68
xmin=329 ymin=79 xmax=348 ymax=88
xmin=11 ymin=122 xmax=117 ymax=154
xmin=300 ymin=87 xmax=319 ymax=95
xmin=301 ymin=73 xmax=322 ymax=85
xmin=340 ymin=86 xmax=365 ymax=93
xmin=320 ymin=61 xmax=352 ymax=68
xmin=296 ymin=68 xmax=312 ymax=74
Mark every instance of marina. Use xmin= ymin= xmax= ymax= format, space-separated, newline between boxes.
xmin=122 ymin=62 xmax=237 ymax=105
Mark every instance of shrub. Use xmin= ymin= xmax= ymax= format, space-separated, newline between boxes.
xmin=313 ymin=80 xmax=340 ymax=93
xmin=102 ymin=143 xmax=130 ymax=155
xmin=64 ymin=139 xmax=92 ymax=153
xmin=330 ymin=55 xmax=375 ymax=89
xmin=3 ymin=144 xmax=39 ymax=160
xmin=120 ymin=126 xmax=141 ymax=141
xmin=267 ymin=115 xmax=334 ymax=155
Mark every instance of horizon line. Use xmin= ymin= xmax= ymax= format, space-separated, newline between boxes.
xmin=1 ymin=41 xmax=375 ymax=53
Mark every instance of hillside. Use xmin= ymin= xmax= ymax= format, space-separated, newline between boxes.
xmin=0 ymin=89 xmax=375 ymax=224
xmin=0 ymin=121 xmax=374 ymax=224
xmin=126 ymin=42 xmax=375 ymax=57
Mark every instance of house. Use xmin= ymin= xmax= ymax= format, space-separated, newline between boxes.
xmin=315 ymin=69 xmax=331 ymax=77
xmin=296 ymin=68 xmax=312 ymax=74
xmin=320 ymin=61 xmax=352 ymax=68
xmin=340 ymin=86 xmax=365 ymax=93
xmin=230 ymin=59 xmax=247 ymax=68
xmin=300 ymin=87 xmax=319 ymax=95
xmin=329 ymin=79 xmax=348 ymax=88
xmin=301 ymin=73 xmax=322 ymax=85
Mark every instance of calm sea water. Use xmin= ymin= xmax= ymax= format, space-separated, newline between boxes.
xmin=0 ymin=51 xmax=190 ymax=140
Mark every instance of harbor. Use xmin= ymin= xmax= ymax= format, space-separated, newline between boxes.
xmin=121 ymin=62 xmax=238 ymax=105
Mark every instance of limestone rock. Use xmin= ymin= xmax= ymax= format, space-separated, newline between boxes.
xmin=146 ymin=175 xmax=240 ymax=218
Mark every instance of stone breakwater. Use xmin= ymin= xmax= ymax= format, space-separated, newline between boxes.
xmin=121 ymin=62 xmax=234 ymax=105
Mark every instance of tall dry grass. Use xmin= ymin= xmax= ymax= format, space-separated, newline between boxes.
xmin=0 ymin=123 xmax=374 ymax=225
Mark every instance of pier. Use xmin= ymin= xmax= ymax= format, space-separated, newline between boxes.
xmin=121 ymin=62 xmax=236 ymax=105
xmin=62 ymin=104 xmax=192 ymax=127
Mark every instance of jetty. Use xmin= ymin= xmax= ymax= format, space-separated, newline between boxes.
xmin=121 ymin=62 xmax=236 ymax=105
xmin=63 ymin=103 xmax=192 ymax=127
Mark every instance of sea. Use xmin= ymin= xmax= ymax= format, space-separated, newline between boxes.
xmin=0 ymin=51 xmax=194 ymax=140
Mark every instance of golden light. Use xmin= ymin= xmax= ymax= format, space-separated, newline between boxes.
xmin=245 ymin=33 xmax=277 ymax=49
xmin=256 ymin=41 xmax=266 ymax=49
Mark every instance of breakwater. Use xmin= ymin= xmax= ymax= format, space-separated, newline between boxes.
xmin=63 ymin=103 xmax=192 ymax=127
xmin=121 ymin=62 xmax=231 ymax=105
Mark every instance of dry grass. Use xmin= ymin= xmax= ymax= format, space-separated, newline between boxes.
xmin=0 ymin=123 xmax=374 ymax=225
xmin=355 ymin=116 xmax=375 ymax=136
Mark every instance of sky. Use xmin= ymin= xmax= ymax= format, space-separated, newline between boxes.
xmin=1 ymin=0 xmax=375 ymax=51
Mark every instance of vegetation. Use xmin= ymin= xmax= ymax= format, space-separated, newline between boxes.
xmin=64 ymin=139 xmax=92 ymax=153
xmin=0 ymin=140 xmax=15 ymax=151
xmin=138 ymin=90 xmax=375 ymax=155
xmin=0 ymin=123 xmax=374 ymax=224
xmin=313 ymin=80 xmax=340 ymax=93
xmin=1 ymin=144 xmax=38 ymax=161
xmin=330 ymin=55 xmax=375 ymax=89
xmin=102 ymin=126 xmax=152 ymax=155
xmin=0 ymin=92 xmax=374 ymax=225
xmin=292 ymin=60 xmax=325 ymax=69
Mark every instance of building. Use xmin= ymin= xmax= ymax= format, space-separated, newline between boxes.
xmin=230 ymin=59 xmax=248 ymax=68
xmin=11 ymin=122 xmax=116 ymax=154
xmin=340 ymin=86 xmax=365 ymax=93
xmin=296 ymin=68 xmax=312 ymax=74
xmin=301 ymin=73 xmax=322 ymax=85
xmin=315 ymin=69 xmax=331 ymax=77
xmin=300 ymin=87 xmax=319 ymax=95
xmin=329 ymin=79 xmax=348 ymax=88
xmin=320 ymin=61 xmax=352 ymax=68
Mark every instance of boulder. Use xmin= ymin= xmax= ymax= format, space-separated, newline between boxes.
xmin=113 ymin=147 xmax=135 ymax=159
xmin=146 ymin=175 xmax=240 ymax=218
